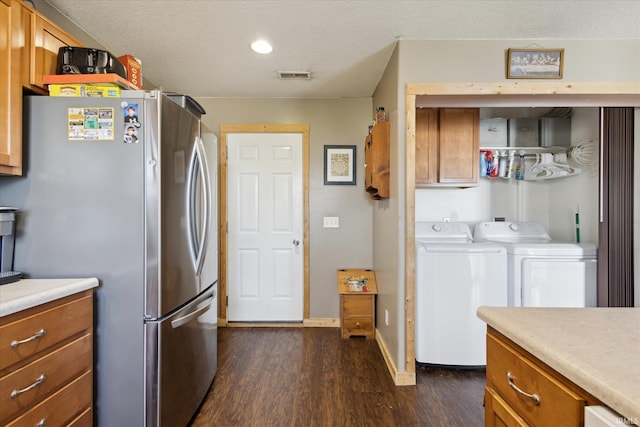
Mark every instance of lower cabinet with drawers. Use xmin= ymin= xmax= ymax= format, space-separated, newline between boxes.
xmin=0 ymin=290 xmax=94 ymax=426
xmin=484 ymin=328 xmax=600 ymax=427
xmin=337 ymin=269 xmax=378 ymax=339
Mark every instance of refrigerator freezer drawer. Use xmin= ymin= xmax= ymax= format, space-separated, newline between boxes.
xmin=145 ymin=287 xmax=217 ymax=427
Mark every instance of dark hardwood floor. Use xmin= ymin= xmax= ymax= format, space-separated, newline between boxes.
xmin=190 ymin=327 xmax=486 ymax=427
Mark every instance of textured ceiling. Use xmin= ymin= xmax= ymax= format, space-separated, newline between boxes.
xmin=43 ymin=0 xmax=640 ymax=98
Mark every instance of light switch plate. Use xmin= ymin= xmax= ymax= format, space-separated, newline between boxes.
xmin=323 ymin=217 xmax=339 ymax=228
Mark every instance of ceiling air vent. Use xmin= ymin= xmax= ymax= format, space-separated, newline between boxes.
xmin=278 ymin=71 xmax=311 ymax=80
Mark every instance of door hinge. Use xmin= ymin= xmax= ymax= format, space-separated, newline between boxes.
xmin=226 ymin=296 xmax=228 ymax=306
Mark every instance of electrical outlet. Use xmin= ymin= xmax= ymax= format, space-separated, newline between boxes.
xmin=385 ymin=309 xmax=389 ymax=326
xmin=323 ymin=217 xmax=339 ymax=228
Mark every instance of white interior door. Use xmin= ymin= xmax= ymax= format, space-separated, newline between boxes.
xmin=227 ymin=133 xmax=303 ymax=321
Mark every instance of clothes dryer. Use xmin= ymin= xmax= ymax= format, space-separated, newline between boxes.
xmin=474 ymin=221 xmax=597 ymax=307
xmin=415 ymin=222 xmax=507 ymax=367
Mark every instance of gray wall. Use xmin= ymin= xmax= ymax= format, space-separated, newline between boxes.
xmin=370 ymin=47 xmax=404 ymax=372
xmin=197 ymin=98 xmax=374 ymax=318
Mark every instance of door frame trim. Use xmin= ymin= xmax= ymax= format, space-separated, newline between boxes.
xmin=218 ymin=124 xmax=310 ymax=324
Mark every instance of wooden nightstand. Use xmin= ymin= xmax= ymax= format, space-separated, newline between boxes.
xmin=337 ymin=269 xmax=378 ymax=339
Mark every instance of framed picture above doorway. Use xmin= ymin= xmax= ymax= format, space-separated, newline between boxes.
xmin=506 ymin=48 xmax=564 ymax=79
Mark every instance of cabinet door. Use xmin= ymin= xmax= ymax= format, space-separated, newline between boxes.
xmin=14 ymin=0 xmax=32 ymax=87
xmin=0 ymin=1 xmax=11 ymax=171
xmin=415 ymin=108 xmax=439 ymax=185
xmin=0 ymin=0 xmax=29 ymax=175
xmin=364 ymin=121 xmax=390 ymax=199
xmin=30 ymin=14 xmax=81 ymax=91
xmin=364 ymin=133 xmax=373 ymax=189
xmin=438 ymin=108 xmax=479 ymax=184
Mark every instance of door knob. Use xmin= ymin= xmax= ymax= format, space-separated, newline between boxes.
xmin=292 ymin=239 xmax=300 ymax=246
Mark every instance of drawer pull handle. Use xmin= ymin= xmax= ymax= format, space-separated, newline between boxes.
xmin=37 ymin=419 xmax=46 ymax=427
xmin=10 ymin=328 xmax=46 ymax=348
xmin=10 ymin=374 xmax=46 ymax=398
xmin=507 ymin=371 xmax=540 ymax=405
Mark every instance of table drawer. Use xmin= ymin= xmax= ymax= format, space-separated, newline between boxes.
xmin=5 ymin=370 xmax=92 ymax=427
xmin=0 ymin=294 xmax=92 ymax=371
xmin=342 ymin=317 xmax=373 ymax=335
xmin=0 ymin=333 xmax=92 ymax=421
xmin=342 ymin=295 xmax=373 ymax=317
xmin=486 ymin=332 xmax=587 ymax=426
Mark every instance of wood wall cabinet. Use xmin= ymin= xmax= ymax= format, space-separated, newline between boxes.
xmin=31 ymin=14 xmax=82 ymax=91
xmin=1 ymin=1 xmax=11 ymax=172
xmin=1 ymin=0 xmax=30 ymax=176
xmin=364 ymin=121 xmax=390 ymax=199
xmin=0 ymin=290 xmax=94 ymax=426
xmin=415 ymin=108 xmax=479 ymax=187
xmin=0 ymin=0 xmax=82 ymax=176
xmin=484 ymin=328 xmax=600 ymax=427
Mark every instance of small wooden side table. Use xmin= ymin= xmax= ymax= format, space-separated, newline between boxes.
xmin=337 ymin=269 xmax=378 ymax=339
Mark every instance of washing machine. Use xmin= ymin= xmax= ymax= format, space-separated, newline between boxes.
xmin=415 ymin=222 xmax=507 ymax=367
xmin=474 ymin=221 xmax=597 ymax=307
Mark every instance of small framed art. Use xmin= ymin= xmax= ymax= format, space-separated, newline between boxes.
xmin=507 ymin=48 xmax=564 ymax=79
xmin=324 ymin=145 xmax=356 ymax=185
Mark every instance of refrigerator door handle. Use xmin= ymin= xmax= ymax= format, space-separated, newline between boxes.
xmin=186 ymin=140 xmax=198 ymax=271
xmin=186 ymin=137 xmax=210 ymax=275
xmin=170 ymin=290 xmax=216 ymax=329
xmin=197 ymin=136 xmax=213 ymax=274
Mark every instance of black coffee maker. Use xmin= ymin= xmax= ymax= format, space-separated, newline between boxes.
xmin=0 ymin=207 xmax=21 ymax=284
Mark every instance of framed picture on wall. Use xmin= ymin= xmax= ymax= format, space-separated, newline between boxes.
xmin=324 ymin=145 xmax=356 ymax=185
xmin=507 ymin=48 xmax=564 ymax=79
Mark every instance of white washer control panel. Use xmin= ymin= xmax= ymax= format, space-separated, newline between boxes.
xmin=474 ymin=221 xmax=551 ymax=243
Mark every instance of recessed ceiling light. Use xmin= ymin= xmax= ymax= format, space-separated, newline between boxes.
xmin=251 ymin=39 xmax=273 ymax=54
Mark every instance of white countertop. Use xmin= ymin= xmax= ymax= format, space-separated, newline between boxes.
xmin=0 ymin=278 xmax=99 ymax=317
xmin=477 ymin=306 xmax=640 ymax=423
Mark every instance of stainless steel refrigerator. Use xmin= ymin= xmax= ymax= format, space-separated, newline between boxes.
xmin=0 ymin=91 xmax=218 ymax=427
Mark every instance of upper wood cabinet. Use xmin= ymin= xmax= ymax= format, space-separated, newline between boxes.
xmin=30 ymin=14 xmax=82 ymax=91
xmin=364 ymin=120 xmax=390 ymax=199
xmin=415 ymin=108 xmax=480 ymax=187
xmin=0 ymin=0 xmax=83 ymax=175
xmin=0 ymin=0 xmax=31 ymax=175
xmin=0 ymin=2 xmax=11 ymax=173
